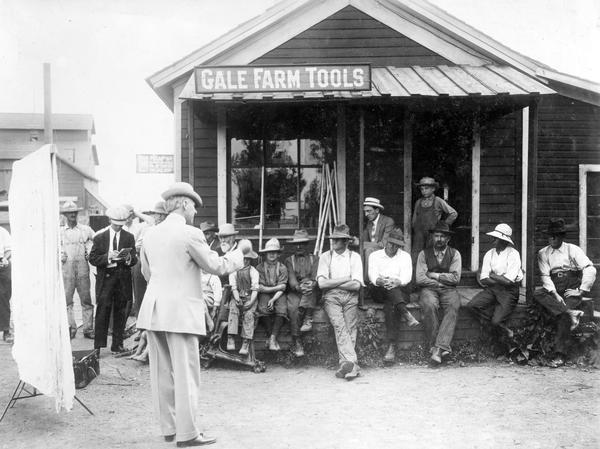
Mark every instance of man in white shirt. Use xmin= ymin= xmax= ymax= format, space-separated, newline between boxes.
xmin=466 ymin=223 xmax=523 ymax=339
xmin=60 ymin=201 xmax=95 ymax=339
xmin=368 ymin=228 xmax=418 ymax=363
xmin=317 ymin=224 xmax=363 ymax=380
xmin=533 ymin=218 xmax=597 ymax=367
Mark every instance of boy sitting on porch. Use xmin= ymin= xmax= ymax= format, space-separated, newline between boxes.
xmin=411 ymin=177 xmax=458 ymax=261
xmin=257 ymin=238 xmax=288 ymax=351
xmin=368 ymin=228 xmax=419 ymax=364
xmin=533 ymin=218 xmax=597 ymax=368
xmin=465 ymin=224 xmax=523 ymax=339
xmin=317 ymin=224 xmax=364 ymax=381
xmin=227 ymin=244 xmax=259 ymax=356
xmin=285 ymin=229 xmax=319 ymax=358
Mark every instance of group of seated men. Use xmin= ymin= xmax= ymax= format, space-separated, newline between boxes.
xmin=207 ymin=187 xmax=596 ymax=379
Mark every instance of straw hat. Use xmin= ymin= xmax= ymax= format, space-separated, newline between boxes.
xmin=288 ymin=229 xmax=313 ymax=243
xmin=486 ymin=223 xmax=514 ymax=245
xmin=244 ymin=241 xmax=259 ymax=259
xmin=218 ymin=223 xmax=239 ymax=237
xmin=416 ymin=177 xmax=439 ymax=188
xmin=260 ymin=238 xmax=283 ymax=253
xmin=387 ymin=230 xmax=405 ymax=246
xmin=543 ymin=218 xmax=567 ymax=236
xmin=161 ymin=182 xmax=203 ymax=208
xmin=200 ymin=221 xmax=219 ymax=233
xmin=363 ymin=197 xmax=384 ymax=210
xmin=144 ymin=201 xmax=167 ymax=215
xmin=60 ymin=200 xmax=82 ymax=213
xmin=327 ymin=224 xmax=352 ymax=239
xmin=106 ymin=205 xmax=130 ymax=225
xmin=428 ymin=221 xmax=454 ymax=235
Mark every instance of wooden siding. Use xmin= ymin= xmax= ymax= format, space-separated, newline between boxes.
xmin=479 ymin=112 xmax=520 ymax=261
xmin=181 ymin=101 xmax=219 ymax=225
xmin=536 ymin=95 xmax=600 ymax=288
xmin=251 ymin=6 xmax=451 ymax=67
xmin=57 ymin=160 xmax=85 ymax=202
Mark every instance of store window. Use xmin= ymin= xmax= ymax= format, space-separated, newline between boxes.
xmin=228 ymin=104 xmax=336 ymax=231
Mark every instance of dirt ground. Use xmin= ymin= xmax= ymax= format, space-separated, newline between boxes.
xmin=1 ymin=335 xmax=599 ymax=449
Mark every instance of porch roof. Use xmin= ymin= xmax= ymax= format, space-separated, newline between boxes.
xmin=179 ymin=64 xmax=555 ymax=102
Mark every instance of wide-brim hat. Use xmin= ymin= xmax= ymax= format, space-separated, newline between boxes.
xmin=144 ymin=200 xmax=167 ymax=215
xmin=543 ymin=218 xmax=567 ymax=236
xmin=200 ymin=221 xmax=219 ymax=233
xmin=288 ymin=229 xmax=313 ymax=243
xmin=416 ymin=177 xmax=439 ymax=188
xmin=428 ymin=221 xmax=454 ymax=235
xmin=327 ymin=224 xmax=352 ymax=239
xmin=106 ymin=205 xmax=129 ymax=225
xmin=60 ymin=200 xmax=83 ymax=213
xmin=363 ymin=197 xmax=384 ymax=210
xmin=486 ymin=223 xmax=514 ymax=245
xmin=243 ymin=241 xmax=259 ymax=259
xmin=259 ymin=237 xmax=283 ymax=253
xmin=161 ymin=182 xmax=203 ymax=208
xmin=387 ymin=230 xmax=405 ymax=246
xmin=218 ymin=223 xmax=239 ymax=237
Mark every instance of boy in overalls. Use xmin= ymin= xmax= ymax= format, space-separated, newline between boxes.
xmin=227 ymin=246 xmax=259 ymax=355
xmin=534 ymin=218 xmax=597 ymax=367
xmin=257 ymin=238 xmax=288 ymax=351
xmin=285 ymin=229 xmax=319 ymax=357
xmin=411 ymin=177 xmax=458 ymax=261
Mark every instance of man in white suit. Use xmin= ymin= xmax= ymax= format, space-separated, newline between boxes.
xmin=138 ymin=182 xmax=251 ymax=447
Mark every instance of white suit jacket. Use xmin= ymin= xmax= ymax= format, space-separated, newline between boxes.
xmin=137 ymin=213 xmax=243 ymax=335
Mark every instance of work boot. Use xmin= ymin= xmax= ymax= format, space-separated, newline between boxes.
xmin=239 ymin=339 xmax=249 ymax=356
xmin=383 ymin=344 xmax=396 ymax=363
xmin=430 ymin=347 xmax=442 ymax=364
xmin=403 ymin=311 xmax=420 ymax=327
xmin=300 ymin=318 xmax=313 ymax=333
xmin=227 ymin=336 xmax=236 ymax=351
xmin=293 ymin=340 xmax=305 ymax=357
xmin=335 ymin=361 xmax=354 ymax=378
xmin=268 ymin=335 xmax=280 ymax=351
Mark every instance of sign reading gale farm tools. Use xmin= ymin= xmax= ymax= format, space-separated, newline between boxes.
xmin=195 ymin=65 xmax=371 ymax=93
xmin=136 ymin=154 xmax=174 ymax=174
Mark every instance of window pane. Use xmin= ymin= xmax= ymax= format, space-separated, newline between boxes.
xmin=231 ymin=139 xmax=263 ymax=167
xmin=231 ymin=168 xmax=261 ymax=229
xmin=266 ymin=168 xmax=298 ymax=229
xmin=299 ymin=168 xmax=322 ymax=228
xmin=300 ymin=139 xmax=334 ymax=165
xmin=266 ymin=140 xmax=297 ymax=166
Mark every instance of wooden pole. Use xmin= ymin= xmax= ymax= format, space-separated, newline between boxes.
xmin=314 ymin=166 xmax=326 ymax=255
xmin=471 ymin=124 xmax=481 ymax=272
xmin=259 ymin=166 xmax=265 ymax=251
xmin=359 ymin=108 xmax=365 ymax=306
xmin=526 ymin=97 xmax=539 ymax=299
xmin=43 ymin=63 xmax=52 ymax=144
xmin=403 ymin=112 xmax=412 ymax=254
xmin=187 ymin=101 xmax=195 ymax=185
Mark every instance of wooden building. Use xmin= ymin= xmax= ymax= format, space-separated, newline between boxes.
xmin=0 ymin=113 xmax=108 ymax=229
xmin=147 ymin=0 xmax=600 ymax=297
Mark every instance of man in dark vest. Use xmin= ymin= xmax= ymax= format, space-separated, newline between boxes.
xmin=533 ymin=218 xmax=597 ymax=367
xmin=416 ymin=222 xmax=462 ymax=365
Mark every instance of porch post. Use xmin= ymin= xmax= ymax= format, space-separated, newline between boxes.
xmin=336 ymin=103 xmax=347 ymax=223
xmin=217 ymin=106 xmax=227 ymax=224
xmin=172 ymin=83 xmax=185 ymax=182
xmin=526 ymin=98 xmax=539 ymax=298
xmin=471 ymin=124 xmax=481 ymax=271
xmin=520 ymin=107 xmax=529 ymax=288
xmin=186 ymin=100 xmax=195 ymax=186
xmin=359 ymin=108 xmax=365 ymax=305
xmin=403 ymin=112 xmax=413 ymax=253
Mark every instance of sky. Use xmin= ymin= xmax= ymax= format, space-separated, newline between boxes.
xmin=1 ymin=0 xmax=599 ymax=210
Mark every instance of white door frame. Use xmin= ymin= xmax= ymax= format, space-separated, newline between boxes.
xmin=579 ymin=164 xmax=600 ymax=251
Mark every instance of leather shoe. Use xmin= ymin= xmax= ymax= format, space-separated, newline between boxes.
xmin=164 ymin=435 xmax=175 ymax=442
xmin=111 ymin=346 xmax=128 ymax=354
xmin=383 ymin=344 xmax=396 ymax=363
xmin=176 ymin=434 xmax=217 ymax=447
xmin=335 ymin=361 xmax=354 ymax=379
xmin=69 ymin=327 xmax=77 ymax=339
xmin=83 ymin=332 xmax=95 ymax=340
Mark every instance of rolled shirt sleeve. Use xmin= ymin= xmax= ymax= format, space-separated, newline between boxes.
xmin=415 ymin=251 xmax=436 ymax=287
xmin=316 ymin=252 xmax=331 ymax=281
xmin=480 ymin=251 xmax=492 ymax=281
xmin=250 ymin=267 xmax=260 ymax=291
xmin=210 ymin=275 xmax=223 ymax=307
xmin=368 ymin=251 xmax=380 ymax=285
xmin=537 ymin=248 xmax=557 ymax=292
xmin=504 ymin=249 xmax=523 ymax=282
xmin=398 ymin=251 xmax=413 ymax=286
xmin=438 ymin=198 xmax=458 ymax=225
xmin=350 ymin=251 xmax=364 ymax=285
xmin=229 ymin=271 xmax=238 ymax=291
xmin=570 ymin=244 xmax=597 ymax=291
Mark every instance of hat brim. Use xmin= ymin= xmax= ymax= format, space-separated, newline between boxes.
xmin=416 ymin=183 xmax=439 ymax=188
xmin=61 ymin=208 xmax=83 ymax=213
xmin=244 ymin=251 xmax=259 ymax=259
xmin=110 ymin=218 xmax=127 ymax=225
xmin=218 ymin=231 xmax=239 ymax=237
xmin=428 ymin=228 xmax=454 ymax=235
xmin=363 ymin=202 xmax=383 ymax=210
xmin=327 ymin=233 xmax=352 ymax=239
xmin=542 ymin=229 xmax=567 ymax=236
xmin=486 ymin=231 xmax=514 ymax=245
xmin=288 ymin=237 xmax=313 ymax=243
xmin=387 ymin=237 xmax=405 ymax=246
xmin=161 ymin=188 xmax=203 ymax=208
xmin=202 ymin=227 xmax=219 ymax=233
xmin=259 ymin=248 xmax=283 ymax=253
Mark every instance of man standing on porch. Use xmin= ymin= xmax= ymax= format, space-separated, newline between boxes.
xmin=465 ymin=223 xmax=523 ymax=339
xmin=533 ymin=218 xmax=597 ymax=368
xmin=355 ymin=197 xmax=394 ymax=280
xmin=416 ymin=222 xmax=462 ymax=365
xmin=317 ymin=224 xmax=364 ymax=380
xmin=411 ymin=177 xmax=458 ymax=261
